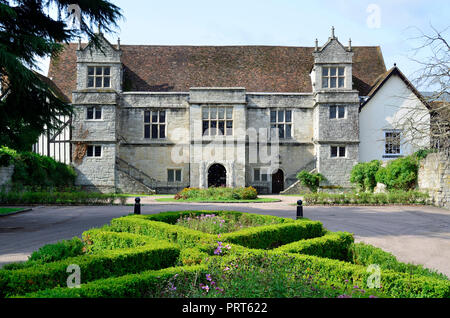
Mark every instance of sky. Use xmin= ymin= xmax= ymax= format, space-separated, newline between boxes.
xmin=38 ymin=0 xmax=449 ymax=90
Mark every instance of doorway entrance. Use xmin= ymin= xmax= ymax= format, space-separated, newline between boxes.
xmin=208 ymin=164 xmax=227 ymax=188
xmin=272 ymin=169 xmax=284 ymax=194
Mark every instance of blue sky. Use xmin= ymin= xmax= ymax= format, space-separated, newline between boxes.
xmin=40 ymin=0 xmax=449 ymax=90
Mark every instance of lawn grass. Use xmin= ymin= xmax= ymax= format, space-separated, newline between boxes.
xmin=155 ymin=198 xmax=281 ymax=203
xmin=0 ymin=207 xmax=27 ymax=215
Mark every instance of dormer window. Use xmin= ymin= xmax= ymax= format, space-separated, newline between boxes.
xmin=322 ymin=67 xmax=345 ymax=88
xmin=87 ymin=66 xmax=111 ymax=88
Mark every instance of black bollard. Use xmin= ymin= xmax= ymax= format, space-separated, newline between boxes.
xmin=134 ymin=197 xmax=141 ymax=215
xmin=296 ymin=200 xmax=303 ymax=219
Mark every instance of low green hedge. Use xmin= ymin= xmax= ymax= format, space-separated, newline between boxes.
xmin=303 ymin=191 xmax=429 ymax=205
xmin=221 ymin=220 xmax=324 ymax=249
xmin=274 ymin=231 xmax=354 ymax=261
xmin=18 ymin=265 xmax=207 ymax=298
xmin=0 ymin=242 xmax=180 ymax=297
xmin=350 ymin=242 xmax=448 ymax=281
xmin=0 ymin=191 xmax=127 ymax=205
xmin=82 ymin=229 xmax=155 ymax=253
xmin=224 ymin=249 xmax=450 ymax=298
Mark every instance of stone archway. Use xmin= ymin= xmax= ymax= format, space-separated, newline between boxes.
xmin=272 ymin=169 xmax=284 ymax=194
xmin=208 ymin=164 xmax=227 ymax=188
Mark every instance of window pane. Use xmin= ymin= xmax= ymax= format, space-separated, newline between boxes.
xmin=329 ymin=106 xmax=337 ymax=119
xmin=151 ymin=125 xmax=158 ymax=139
xmin=152 ymin=112 xmax=158 ymax=123
xmin=87 ymin=77 xmax=94 ymax=88
xmin=339 ymin=147 xmax=346 ymax=157
xmin=226 ymin=121 xmax=233 ymax=136
xmin=254 ymin=169 xmax=260 ymax=181
xmin=218 ymin=121 xmax=225 ymax=135
xmin=159 ymin=125 xmax=166 ymax=139
xmin=95 ymin=108 xmax=102 ymax=119
xmin=322 ymin=78 xmax=328 ymax=88
xmin=168 ymin=170 xmax=174 ymax=182
xmin=88 ymin=67 xmax=94 ymax=76
xmin=159 ymin=111 xmax=166 ymax=123
xmin=270 ymin=111 xmax=277 ymax=123
xmin=338 ymin=77 xmax=345 ymax=88
xmin=285 ymin=110 xmax=292 ymax=123
xmin=331 ymin=146 xmax=338 ymax=157
xmin=270 ymin=125 xmax=277 ymax=138
xmin=338 ymin=67 xmax=345 ymax=76
xmin=278 ymin=111 xmax=284 ymax=122
xmin=210 ymin=121 xmax=217 ymax=135
xmin=330 ymin=77 xmax=337 ymax=88
xmin=144 ymin=125 xmax=151 ymax=139
xmin=95 ymin=146 xmax=102 ymax=157
xmin=286 ymin=124 xmax=292 ymax=139
xmin=176 ymin=170 xmax=182 ymax=182
xmin=226 ymin=108 xmax=233 ymax=119
xmin=202 ymin=108 xmax=209 ymax=119
xmin=203 ymin=121 xmax=209 ymax=135
xmin=261 ymin=173 xmax=268 ymax=182
xmin=278 ymin=124 xmax=285 ymax=139
xmin=338 ymin=106 xmax=345 ymax=118
xmin=218 ymin=108 xmax=225 ymax=119
xmin=322 ymin=67 xmax=329 ymax=76
xmin=103 ymin=67 xmax=110 ymax=76
xmin=103 ymin=77 xmax=110 ymax=88
xmin=87 ymin=107 xmax=94 ymax=120
xmin=95 ymin=67 xmax=102 ymax=75
xmin=87 ymin=146 xmax=93 ymax=157
xmin=210 ymin=108 xmax=217 ymax=119
xmin=95 ymin=77 xmax=102 ymax=88
xmin=144 ymin=111 xmax=151 ymax=123
xmin=330 ymin=67 xmax=337 ymax=76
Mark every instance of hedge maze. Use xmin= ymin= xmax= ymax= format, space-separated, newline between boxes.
xmin=1 ymin=211 xmax=448 ymax=298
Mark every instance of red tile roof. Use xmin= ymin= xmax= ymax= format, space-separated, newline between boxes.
xmin=48 ymin=43 xmax=387 ymax=102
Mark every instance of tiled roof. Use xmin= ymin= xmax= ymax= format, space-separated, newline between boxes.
xmin=48 ymin=43 xmax=387 ymax=102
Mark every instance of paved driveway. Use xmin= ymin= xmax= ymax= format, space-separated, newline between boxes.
xmin=1 ymin=196 xmax=449 ymax=277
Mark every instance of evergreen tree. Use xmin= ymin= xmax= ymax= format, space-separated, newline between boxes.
xmin=0 ymin=0 xmax=122 ymax=150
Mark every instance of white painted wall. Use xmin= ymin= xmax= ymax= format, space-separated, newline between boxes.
xmin=359 ymin=73 xmax=430 ymax=162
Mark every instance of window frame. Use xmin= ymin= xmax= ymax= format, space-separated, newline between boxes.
xmin=86 ymin=106 xmax=102 ymax=120
xmin=144 ymin=110 xmax=167 ymax=140
xmin=202 ymin=106 xmax=233 ymax=137
xmin=254 ymin=168 xmax=269 ymax=182
xmin=86 ymin=145 xmax=102 ymax=158
xmin=87 ymin=66 xmax=111 ymax=89
xmin=322 ymin=66 xmax=345 ymax=89
xmin=270 ymin=109 xmax=293 ymax=140
xmin=329 ymin=105 xmax=346 ymax=119
xmin=330 ymin=145 xmax=346 ymax=158
xmin=384 ymin=130 xmax=402 ymax=156
xmin=167 ymin=169 xmax=182 ymax=183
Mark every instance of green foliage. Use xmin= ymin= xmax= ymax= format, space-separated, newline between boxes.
xmin=0 ymin=191 xmax=127 ymax=205
xmin=0 ymin=242 xmax=180 ymax=297
xmin=350 ymin=160 xmax=381 ymax=192
xmin=375 ymin=156 xmax=419 ymax=191
xmin=0 ymin=146 xmax=16 ymax=166
xmin=274 ymin=231 xmax=354 ymax=261
xmin=178 ymin=248 xmax=209 ymax=266
xmin=302 ymin=191 xmax=429 ymax=205
xmin=296 ymin=171 xmax=325 ymax=193
xmin=350 ymin=243 xmax=448 ymax=281
xmin=174 ymin=187 xmax=258 ymax=201
xmin=82 ymin=229 xmax=154 ymax=253
xmin=414 ymin=149 xmax=435 ymax=161
xmin=29 ymin=238 xmax=84 ymax=263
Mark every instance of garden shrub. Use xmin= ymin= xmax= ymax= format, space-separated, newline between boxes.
xmin=274 ymin=231 xmax=354 ymax=261
xmin=178 ymin=248 xmax=209 ymax=266
xmin=0 ymin=146 xmax=16 ymax=167
xmin=375 ymin=155 xmax=419 ymax=191
xmin=302 ymin=191 xmax=429 ymax=205
xmin=174 ymin=187 xmax=258 ymax=201
xmin=82 ymin=229 xmax=154 ymax=253
xmin=350 ymin=160 xmax=381 ymax=192
xmin=0 ymin=242 xmax=180 ymax=297
xmin=0 ymin=191 xmax=125 ymax=205
xmin=29 ymin=237 xmax=85 ymax=263
xmin=296 ymin=170 xmax=325 ymax=193
xmin=349 ymin=242 xmax=448 ymax=281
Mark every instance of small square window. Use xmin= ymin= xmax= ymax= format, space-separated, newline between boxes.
xmin=339 ymin=147 xmax=346 ymax=157
xmin=331 ymin=146 xmax=346 ymax=158
xmin=338 ymin=106 xmax=345 ymax=119
xmin=254 ymin=168 xmax=261 ymax=182
xmin=168 ymin=169 xmax=182 ymax=182
xmin=329 ymin=106 xmax=337 ymax=119
xmin=94 ymin=146 xmax=102 ymax=157
xmin=87 ymin=145 xmax=94 ymax=157
xmin=86 ymin=145 xmax=101 ymax=157
xmin=331 ymin=146 xmax=338 ymax=158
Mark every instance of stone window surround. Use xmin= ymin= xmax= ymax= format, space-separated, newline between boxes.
xmin=330 ymin=145 xmax=346 ymax=158
xmin=329 ymin=105 xmax=346 ymax=119
xmin=384 ymin=129 xmax=402 ymax=156
xmin=270 ymin=109 xmax=293 ymax=140
xmin=167 ymin=168 xmax=182 ymax=183
xmin=321 ymin=66 xmax=345 ymax=89
xmin=86 ymin=106 xmax=102 ymax=121
xmin=144 ymin=110 xmax=167 ymax=140
xmin=87 ymin=66 xmax=111 ymax=89
xmin=253 ymin=168 xmax=269 ymax=182
xmin=202 ymin=106 xmax=234 ymax=137
xmin=86 ymin=145 xmax=102 ymax=158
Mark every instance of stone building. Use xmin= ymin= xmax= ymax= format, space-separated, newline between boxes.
xmin=47 ymin=28 xmax=390 ymax=194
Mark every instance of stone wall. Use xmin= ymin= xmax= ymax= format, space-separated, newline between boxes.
xmin=418 ymin=153 xmax=449 ymax=209
xmin=0 ymin=165 xmax=14 ymax=190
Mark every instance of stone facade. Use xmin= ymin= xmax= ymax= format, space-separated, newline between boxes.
xmin=69 ymin=32 xmax=372 ymax=194
xmin=418 ymin=153 xmax=449 ymax=209
xmin=0 ymin=165 xmax=14 ymax=191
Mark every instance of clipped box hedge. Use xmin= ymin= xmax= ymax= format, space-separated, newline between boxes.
xmin=18 ymin=265 xmax=207 ymax=298
xmin=83 ymin=229 xmax=155 ymax=252
xmin=0 ymin=241 xmax=180 ymax=297
xmin=274 ymin=231 xmax=354 ymax=261
xmin=221 ymin=220 xmax=324 ymax=249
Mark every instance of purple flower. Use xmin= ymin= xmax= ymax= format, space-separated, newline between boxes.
xmin=338 ymin=294 xmax=351 ymax=298
xmin=206 ymin=274 xmax=212 ymax=282
xmin=202 ymin=285 xmax=210 ymax=292
xmin=369 ymin=295 xmax=378 ymax=299
xmin=224 ymin=266 xmax=230 ymax=271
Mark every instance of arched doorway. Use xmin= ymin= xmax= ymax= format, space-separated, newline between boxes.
xmin=272 ymin=169 xmax=284 ymax=194
xmin=208 ymin=164 xmax=227 ymax=188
